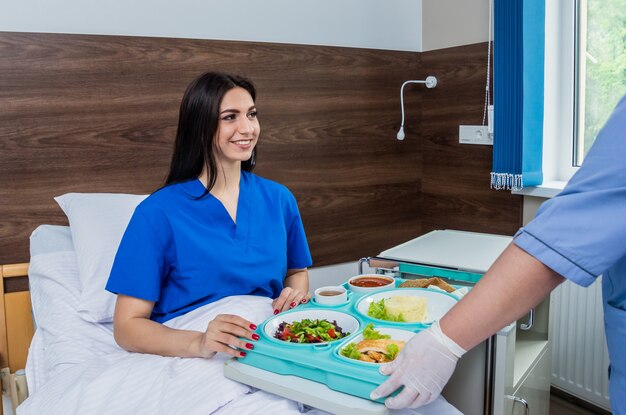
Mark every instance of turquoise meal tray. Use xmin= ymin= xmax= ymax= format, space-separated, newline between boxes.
xmin=239 ymin=279 xmax=461 ymax=402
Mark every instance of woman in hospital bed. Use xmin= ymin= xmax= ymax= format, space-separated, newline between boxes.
xmin=19 ymin=72 xmax=319 ymax=415
xmin=19 ymin=72 xmax=460 ymax=415
xmin=105 ymin=71 xmax=313 ymax=361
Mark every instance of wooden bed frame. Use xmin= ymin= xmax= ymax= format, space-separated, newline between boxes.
xmin=0 ymin=263 xmax=33 ymax=415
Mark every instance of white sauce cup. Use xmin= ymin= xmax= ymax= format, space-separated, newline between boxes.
xmin=314 ymin=286 xmax=348 ymax=305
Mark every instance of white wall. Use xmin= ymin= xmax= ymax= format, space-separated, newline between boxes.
xmin=0 ymin=0 xmax=423 ymax=52
xmin=422 ymin=0 xmax=491 ymax=51
xmin=308 ymin=262 xmax=376 ymax=291
xmin=0 ymin=0 xmax=491 ymax=52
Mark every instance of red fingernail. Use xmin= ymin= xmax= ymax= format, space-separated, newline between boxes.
xmin=250 ymin=324 xmax=257 ymax=330
xmin=290 ymin=302 xmax=296 ymax=308
xmin=252 ymin=333 xmax=260 ymax=340
xmin=301 ymin=298 xmax=307 ymax=303
xmin=246 ymin=343 xmax=254 ymax=350
xmin=240 ymin=351 xmax=247 ymax=357
xmin=274 ymin=309 xmax=279 ymax=315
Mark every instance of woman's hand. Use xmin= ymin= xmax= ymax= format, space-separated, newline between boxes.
xmin=273 ymin=268 xmax=310 ymax=314
xmin=114 ymin=296 xmax=259 ymax=359
xmin=194 ymin=314 xmax=260 ymax=359
xmin=272 ymin=286 xmax=311 ymax=314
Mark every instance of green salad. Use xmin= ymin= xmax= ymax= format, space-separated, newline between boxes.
xmin=274 ymin=318 xmax=348 ymax=343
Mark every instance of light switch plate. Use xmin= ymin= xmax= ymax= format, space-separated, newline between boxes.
xmin=459 ymin=125 xmax=493 ymax=145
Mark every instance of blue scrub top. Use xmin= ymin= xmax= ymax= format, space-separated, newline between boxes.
xmin=106 ymin=171 xmax=313 ymax=323
xmin=514 ymin=94 xmax=626 ymax=413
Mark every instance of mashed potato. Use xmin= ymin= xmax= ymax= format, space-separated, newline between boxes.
xmin=384 ymin=296 xmax=428 ymax=322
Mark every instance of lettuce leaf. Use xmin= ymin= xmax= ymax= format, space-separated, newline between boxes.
xmin=362 ymin=323 xmax=391 ymax=340
xmin=367 ymin=299 xmax=406 ymax=322
xmin=385 ymin=343 xmax=400 ymax=360
xmin=340 ymin=343 xmax=361 ymax=360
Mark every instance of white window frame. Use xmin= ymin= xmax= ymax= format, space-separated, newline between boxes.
xmin=542 ymin=0 xmax=579 ymax=185
xmin=514 ymin=0 xmax=578 ymax=198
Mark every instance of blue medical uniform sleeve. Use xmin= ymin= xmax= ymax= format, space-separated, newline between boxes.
xmin=514 ymin=95 xmax=626 ymax=287
xmin=106 ymin=208 xmax=167 ymax=302
xmin=285 ymin=193 xmax=313 ymax=270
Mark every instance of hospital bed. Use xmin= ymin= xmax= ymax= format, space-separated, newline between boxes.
xmin=0 ymin=224 xmax=550 ymax=415
xmin=0 ymin=194 xmax=463 ymax=415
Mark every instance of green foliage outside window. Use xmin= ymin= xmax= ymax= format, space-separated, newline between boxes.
xmin=582 ymin=0 xmax=626 ymax=156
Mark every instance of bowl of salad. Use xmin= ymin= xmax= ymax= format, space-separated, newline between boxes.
xmin=337 ymin=324 xmax=416 ymax=365
xmin=263 ymin=309 xmax=359 ymax=345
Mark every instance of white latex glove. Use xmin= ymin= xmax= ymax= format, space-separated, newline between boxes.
xmin=369 ymin=320 xmax=466 ymax=409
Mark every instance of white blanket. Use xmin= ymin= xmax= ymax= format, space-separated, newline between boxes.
xmin=21 ymin=292 xmax=461 ymax=415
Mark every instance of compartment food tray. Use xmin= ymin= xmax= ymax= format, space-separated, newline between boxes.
xmin=238 ymin=279 xmax=460 ymax=402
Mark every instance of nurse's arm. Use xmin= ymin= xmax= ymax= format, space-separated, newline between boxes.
xmin=113 ymin=294 xmax=256 ymax=358
xmin=440 ymin=243 xmax=565 ymax=351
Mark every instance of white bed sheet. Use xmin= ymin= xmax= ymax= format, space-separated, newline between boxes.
xmin=27 ymin=225 xmax=117 ymax=394
xmin=22 ymin=225 xmax=461 ymax=415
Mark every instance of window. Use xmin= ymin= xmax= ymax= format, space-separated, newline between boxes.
xmin=541 ymin=0 xmax=624 ymax=186
xmin=573 ymin=0 xmax=626 ymax=165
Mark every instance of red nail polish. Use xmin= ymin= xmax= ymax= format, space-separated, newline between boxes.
xmin=290 ymin=302 xmax=296 ymax=308
xmin=246 ymin=343 xmax=254 ymax=350
xmin=240 ymin=351 xmax=247 ymax=357
xmin=250 ymin=324 xmax=257 ymax=330
xmin=274 ymin=309 xmax=279 ymax=315
xmin=252 ymin=333 xmax=260 ymax=340
xmin=301 ymin=298 xmax=307 ymax=303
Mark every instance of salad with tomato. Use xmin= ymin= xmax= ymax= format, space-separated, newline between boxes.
xmin=274 ymin=318 xmax=349 ymax=343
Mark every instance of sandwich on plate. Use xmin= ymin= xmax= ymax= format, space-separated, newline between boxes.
xmin=340 ymin=324 xmax=406 ymax=363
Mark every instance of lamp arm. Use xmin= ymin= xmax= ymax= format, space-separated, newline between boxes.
xmin=397 ymin=76 xmax=437 ymax=141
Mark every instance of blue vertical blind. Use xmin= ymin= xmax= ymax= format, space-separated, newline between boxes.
xmin=491 ymin=0 xmax=545 ymax=190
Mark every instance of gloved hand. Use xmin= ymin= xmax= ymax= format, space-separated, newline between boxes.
xmin=369 ymin=320 xmax=466 ymax=409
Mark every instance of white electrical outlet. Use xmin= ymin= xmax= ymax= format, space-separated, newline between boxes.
xmin=459 ymin=125 xmax=493 ymax=145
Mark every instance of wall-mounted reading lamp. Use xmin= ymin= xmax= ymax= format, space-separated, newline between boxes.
xmin=396 ymin=75 xmax=438 ymax=140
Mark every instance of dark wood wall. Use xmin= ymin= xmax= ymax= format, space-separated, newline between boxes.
xmin=419 ymin=45 xmax=522 ymax=236
xmin=0 ymin=32 xmax=521 ymax=267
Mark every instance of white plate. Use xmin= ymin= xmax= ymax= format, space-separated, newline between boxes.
xmin=264 ymin=309 xmax=360 ymax=344
xmin=355 ymin=288 xmax=458 ymax=325
xmin=336 ymin=327 xmax=416 ymax=366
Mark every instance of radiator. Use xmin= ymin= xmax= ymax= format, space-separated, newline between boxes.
xmin=550 ymin=278 xmax=611 ymax=411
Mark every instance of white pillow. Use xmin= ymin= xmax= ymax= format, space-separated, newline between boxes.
xmin=55 ymin=193 xmax=148 ymax=323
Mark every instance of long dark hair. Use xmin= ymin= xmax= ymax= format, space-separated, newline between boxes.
xmin=164 ymin=72 xmax=257 ymax=193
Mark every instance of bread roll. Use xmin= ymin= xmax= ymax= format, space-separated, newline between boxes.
xmin=399 ymin=277 xmax=456 ymax=293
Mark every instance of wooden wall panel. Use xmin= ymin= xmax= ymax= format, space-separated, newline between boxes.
xmin=419 ymin=44 xmax=522 ymax=237
xmin=0 ymin=33 xmax=520 ymax=268
xmin=0 ymin=32 xmax=424 ymax=266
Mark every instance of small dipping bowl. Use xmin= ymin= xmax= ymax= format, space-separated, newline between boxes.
xmin=347 ymin=274 xmax=395 ymax=294
xmin=314 ymin=286 xmax=348 ymax=306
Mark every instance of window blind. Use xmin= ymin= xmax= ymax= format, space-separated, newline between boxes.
xmin=491 ymin=0 xmax=545 ymax=190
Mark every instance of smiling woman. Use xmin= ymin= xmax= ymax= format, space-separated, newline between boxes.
xmin=215 ymin=88 xmax=259 ymax=166
xmin=164 ymin=72 xmax=259 ymax=196
xmin=202 ymin=85 xmax=260 ymax=223
xmin=105 ymin=71 xmax=313 ymax=360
